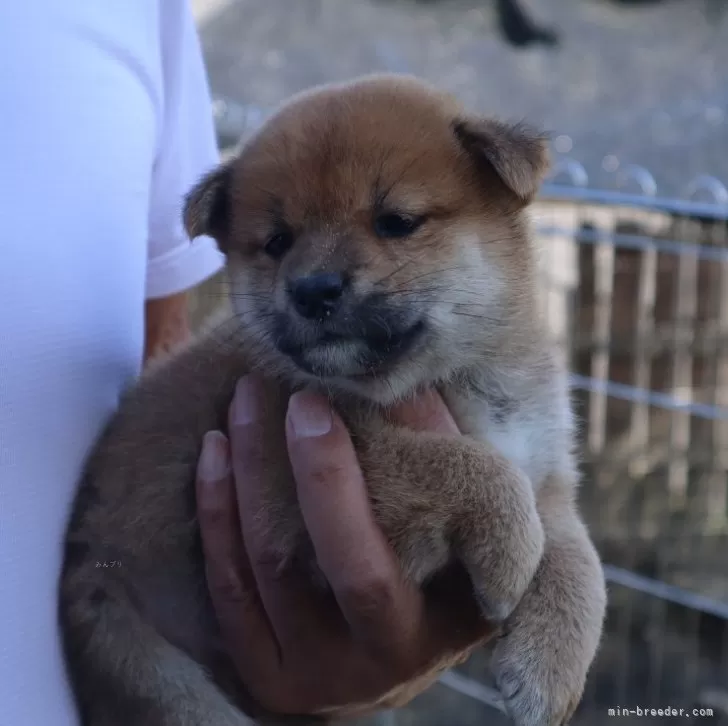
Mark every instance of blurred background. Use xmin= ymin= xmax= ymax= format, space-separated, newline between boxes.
xmin=189 ymin=0 xmax=728 ymax=723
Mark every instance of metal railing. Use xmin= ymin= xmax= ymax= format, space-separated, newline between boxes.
xmin=532 ymin=163 xmax=728 ymax=724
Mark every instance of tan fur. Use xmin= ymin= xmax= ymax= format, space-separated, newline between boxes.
xmin=143 ymin=292 xmax=192 ymax=364
xmin=59 ymin=74 xmax=606 ymax=726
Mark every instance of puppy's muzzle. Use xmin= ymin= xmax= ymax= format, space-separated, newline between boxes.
xmin=287 ymin=272 xmax=349 ymax=322
xmin=274 ymin=279 xmax=426 ymax=378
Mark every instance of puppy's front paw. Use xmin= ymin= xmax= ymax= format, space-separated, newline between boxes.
xmin=457 ymin=466 xmax=544 ymax=623
xmin=491 ymin=535 xmax=606 ymax=726
xmin=492 ymin=627 xmax=583 ymax=726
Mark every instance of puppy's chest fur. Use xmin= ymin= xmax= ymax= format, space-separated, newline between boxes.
xmin=442 ymin=369 xmax=574 ymax=490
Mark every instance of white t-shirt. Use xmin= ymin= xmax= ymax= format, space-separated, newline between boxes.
xmin=0 ymin=2 xmax=225 ymax=724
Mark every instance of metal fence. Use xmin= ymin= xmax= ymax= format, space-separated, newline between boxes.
xmin=208 ymin=101 xmax=728 ymax=724
xmin=537 ymin=165 xmax=728 ymax=724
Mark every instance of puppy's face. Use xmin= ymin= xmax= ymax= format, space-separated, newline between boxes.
xmin=186 ymin=75 xmax=549 ymax=402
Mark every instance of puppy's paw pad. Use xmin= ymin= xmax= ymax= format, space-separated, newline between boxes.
xmin=495 ymin=669 xmax=547 ymax=726
xmin=493 ymin=641 xmax=583 ymax=726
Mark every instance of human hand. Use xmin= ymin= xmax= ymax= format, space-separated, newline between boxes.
xmin=195 ymin=376 xmax=494 ymax=719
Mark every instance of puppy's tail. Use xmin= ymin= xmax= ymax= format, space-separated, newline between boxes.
xmin=58 ymin=543 xmax=254 ymax=726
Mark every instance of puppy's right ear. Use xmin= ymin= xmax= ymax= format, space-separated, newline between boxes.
xmin=183 ymin=163 xmax=233 ymax=249
xmin=453 ymin=118 xmax=550 ymax=206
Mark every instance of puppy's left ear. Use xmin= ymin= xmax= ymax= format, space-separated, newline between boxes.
xmin=183 ymin=162 xmax=233 ymax=248
xmin=454 ymin=118 xmax=550 ymax=205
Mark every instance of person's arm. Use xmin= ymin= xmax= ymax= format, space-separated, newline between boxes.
xmin=143 ymin=0 xmax=225 ymax=364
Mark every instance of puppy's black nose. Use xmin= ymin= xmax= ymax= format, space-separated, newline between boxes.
xmin=288 ymin=272 xmax=347 ymax=320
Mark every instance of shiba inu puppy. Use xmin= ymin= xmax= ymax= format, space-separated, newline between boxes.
xmin=60 ymin=74 xmax=606 ymax=726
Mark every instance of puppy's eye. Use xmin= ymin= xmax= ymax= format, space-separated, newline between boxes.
xmin=374 ymin=213 xmax=424 ymax=239
xmin=264 ymin=229 xmax=294 ymax=259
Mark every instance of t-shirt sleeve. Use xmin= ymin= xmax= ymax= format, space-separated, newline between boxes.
xmin=145 ymin=0 xmax=225 ymax=300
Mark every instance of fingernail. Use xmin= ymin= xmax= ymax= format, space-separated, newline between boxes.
xmin=199 ymin=431 xmax=230 ymax=480
xmin=232 ymin=375 xmax=259 ymax=425
xmin=288 ymin=391 xmax=333 ymax=439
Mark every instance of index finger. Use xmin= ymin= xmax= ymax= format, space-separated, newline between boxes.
xmin=285 ymin=390 xmax=426 ymax=658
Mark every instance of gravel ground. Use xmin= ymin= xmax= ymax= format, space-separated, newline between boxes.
xmin=192 ymin=0 xmax=728 ymax=198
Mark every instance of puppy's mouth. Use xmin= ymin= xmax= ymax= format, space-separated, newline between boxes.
xmin=274 ymin=318 xmax=426 ymax=379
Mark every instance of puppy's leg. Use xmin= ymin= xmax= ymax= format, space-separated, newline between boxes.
xmin=60 ymin=551 xmax=257 ymax=726
xmin=357 ymin=427 xmax=545 ymax=624
xmin=491 ymin=476 xmax=607 ymax=726
xmin=60 ymin=573 xmax=328 ymax=726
